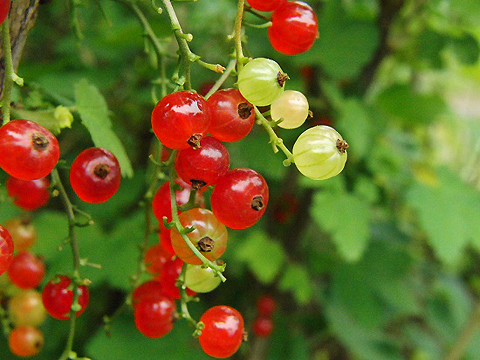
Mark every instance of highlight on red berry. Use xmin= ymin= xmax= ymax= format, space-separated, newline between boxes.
xmin=151 ymin=90 xmax=211 ymax=150
xmin=70 ymin=147 xmax=121 ymax=203
xmin=268 ymin=1 xmax=319 ymax=56
xmin=211 ymin=168 xmax=269 ymax=229
xmin=42 ymin=276 xmax=89 ymax=320
xmin=0 ymin=119 xmax=60 ymax=181
xmin=198 ymin=306 xmax=245 ymax=358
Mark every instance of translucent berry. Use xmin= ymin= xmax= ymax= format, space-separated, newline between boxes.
xmin=292 ymin=125 xmax=348 ymax=180
xmin=70 ymin=147 xmax=121 ymax=203
xmin=8 ymin=326 xmax=44 ymax=357
xmin=170 ymin=208 xmax=228 ymax=265
xmin=144 ymin=243 xmax=171 ymax=276
xmin=8 ymin=252 xmax=45 ymax=289
xmin=211 ymin=168 xmax=269 ymax=229
xmin=247 ymin=0 xmax=285 ymax=12
xmin=184 ymin=264 xmax=221 ymax=293
xmin=42 ymin=276 xmax=89 ymax=320
xmin=134 ymin=295 xmax=176 ymax=338
xmin=151 ymin=90 xmax=211 ymax=150
xmin=199 ymin=306 xmax=245 ymax=358
xmin=0 ymin=119 xmax=60 ymax=180
xmin=206 ymin=89 xmax=255 ymax=142
xmin=3 ymin=218 xmax=36 ymax=252
xmin=238 ymin=58 xmax=288 ymax=107
xmin=271 ymin=90 xmax=310 ymax=129
xmin=268 ymin=1 xmax=319 ymax=56
xmin=9 ymin=290 xmax=47 ymax=327
xmin=175 ymin=136 xmax=230 ymax=189
xmin=132 ymin=280 xmax=166 ymax=308
xmin=6 ymin=176 xmax=50 ymax=211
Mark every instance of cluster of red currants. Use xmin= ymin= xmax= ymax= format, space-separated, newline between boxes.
xmin=247 ymin=0 xmax=319 ymax=56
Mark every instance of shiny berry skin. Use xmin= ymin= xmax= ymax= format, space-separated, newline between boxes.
xmin=8 ymin=252 xmax=45 ymax=289
xmin=292 ymin=125 xmax=348 ymax=180
xmin=9 ymin=290 xmax=47 ymax=327
xmin=151 ymin=90 xmax=211 ymax=150
xmin=152 ymin=179 xmax=204 ymax=230
xmin=0 ymin=225 xmax=14 ymax=276
xmin=175 ymin=136 xmax=230 ymax=189
xmin=247 ymin=0 xmax=285 ymax=12
xmin=184 ymin=264 xmax=221 ymax=293
xmin=0 ymin=119 xmax=60 ymax=180
xmin=199 ymin=306 xmax=244 ymax=358
xmin=238 ymin=58 xmax=288 ymax=107
xmin=0 ymin=0 xmax=10 ymax=26
xmin=6 ymin=176 xmax=50 ymax=211
xmin=170 ymin=208 xmax=228 ymax=265
xmin=134 ymin=295 xmax=176 ymax=338
xmin=8 ymin=326 xmax=44 ymax=357
xmin=268 ymin=1 xmax=319 ymax=56
xmin=252 ymin=316 xmax=274 ymax=337
xmin=42 ymin=276 xmax=89 ymax=320
xmin=206 ymin=89 xmax=255 ymax=142
xmin=3 ymin=218 xmax=36 ymax=252
xmin=132 ymin=280 xmax=166 ymax=308
xmin=256 ymin=294 xmax=276 ymax=316
xmin=271 ymin=90 xmax=310 ymax=129
xmin=144 ymin=243 xmax=171 ymax=275
xmin=156 ymin=257 xmax=184 ymax=299
xmin=211 ymin=168 xmax=269 ymax=229
xmin=70 ymin=147 xmax=121 ymax=203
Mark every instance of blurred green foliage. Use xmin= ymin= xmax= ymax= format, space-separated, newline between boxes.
xmin=1 ymin=0 xmax=480 ymax=359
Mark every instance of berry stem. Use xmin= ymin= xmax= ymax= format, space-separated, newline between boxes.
xmin=254 ymin=106 xmax=294 ymax=166
xmin=1 ymin=19 xmax=16 ymax=125
xmin=167 ymin=157 xmax=227 ymax=282
xmin=204 ymin=59 xmax=237 ymax=99
xmin=178 ymin=264 xmax=199 ymax=327
xmin=51 ymin=168 xmax=87 ymax=360
xmin=232 ymin=0 xmax=247 ymax=72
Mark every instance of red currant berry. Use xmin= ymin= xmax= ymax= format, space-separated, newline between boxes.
xmin=256 ymin=294 xmax=276 ymax=316
xmin=175 ymin=136 xmax=230 ymax=189
xmin=157 ymin=256 xmax=184 ymax=299
xmin=0 ymin=0 xmax=10 ymax=26
xmin=6 ymin=176 xmax=49 ymax=211
xmin=8 ymin=252 xmax=45 ymax=289
xmin=152 ymin=179 xmax=204 ymax=230
xmin=206 ymin=89 xmax=255 ymax=143
xmin=170 ymin=208 xmax=227 ymax=265
xmin=42 ymin=276 xmax=89 ymax=320
xmin=158 ymin=229 xmax=175 ymax=257
xmin=0 ymin=225 xmax=14 ymax=276
xmin=247 ymin=0 xmax=285 ymax=12
xmin=144 ymin=243 xmax=171 ymax=276
xmin=211 ymin=169 xmax=269 ymax=229
xmin=3 ymin=218 xmax=36 ymax=252
xmin=8 ymin=290 xmax=47 ymax=327
xmin=151 ymin=90 xmax=210 ymax=150
xmin=252 ymin=316 xmax=274 ymax=337
xmin=70 ymin=147 xmax=121 ymax=203
xmin=8 ymin=326 xmax=44 ymax=357
xmin=132 ymin=280 xmax=166 ymax=308
xmin=0 ymin=119 xmax=60 ymax=180
xmin=199 ymin=306 xmax=245 ymax=358
xmin=134 ymin=295 xmax=176 ymax=338
xmin=268 ymin=1 xmax=319 ymax=56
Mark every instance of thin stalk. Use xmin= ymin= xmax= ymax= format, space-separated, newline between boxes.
xmin=204 ymin=59 xmax=236 ymax=99
xmin=232 ymin=0 xmax=247 ymax=72
xmin=178 ymin=264 xmax=198 ymax=327
xmin=254 ymin=106 xmax=294 ymax=166
xmin=1 ymin=19 xmax=15 ymax=124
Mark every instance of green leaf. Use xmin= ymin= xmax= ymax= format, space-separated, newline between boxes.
xmin=311 ymin=191 xmax=370 ymax=261
xmin=337 ymin=99 xmax=373 ymax=160
xmin=12 ymin=106 xmax=74 ymax=134
xmin=407 ymin=169 xmax=480 ymax=265
xmin=450 ymin=33 xmax=480 ymax=65
xmin=278 ymin=264 xmax=313 ymax=305
xmin=234 ymin=231 xmax=286 ymax=284
xmin=304 ymin=1 xmax=379 ymax=80
xmin=376 ymin=85 xmax=447 ymax=126
xmin=74 ymin=79 xmax=133 ymax=177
